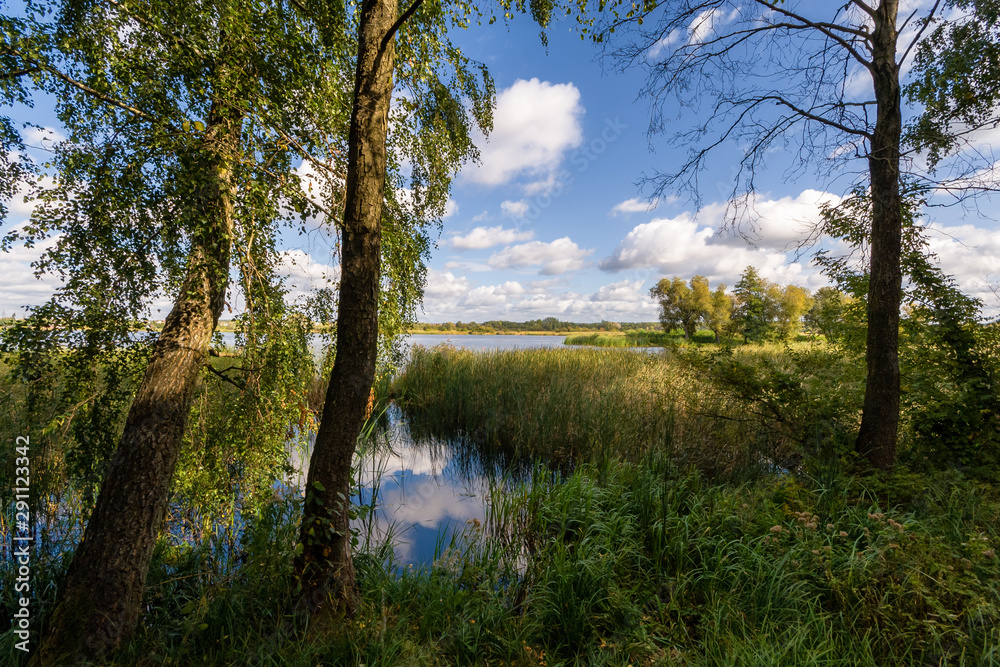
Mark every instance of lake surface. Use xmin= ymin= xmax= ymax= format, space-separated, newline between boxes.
xmin=283 ymin=334 xmax=570 ymax=567
xmin=239 ymin=332 xmax=658 ymax=567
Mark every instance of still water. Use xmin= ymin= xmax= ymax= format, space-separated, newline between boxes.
xmin=217 ymin=331 xmax=568 ymax=355
xmin=286 ymin=333 xmax=567 ymax=567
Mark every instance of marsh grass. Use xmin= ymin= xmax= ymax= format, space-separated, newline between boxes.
xmin=391 ymin=344 xmax=856 ymax=479
xmin=3 ymin=346 xmax=999 ymax=665
xmin=6 ymin=458 xmax=992 ymax=666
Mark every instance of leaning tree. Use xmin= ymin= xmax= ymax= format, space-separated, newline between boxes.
xmin=2 ymin=0 xmax=353 ymax=661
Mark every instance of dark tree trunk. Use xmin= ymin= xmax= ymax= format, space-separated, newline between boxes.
xmin=294 ymin=0 xmax=397 ymax=618
xmin=856 ymin=0 xmax=902 ymax=470
xmin=32 ymin=101 xmax=241 ymax=665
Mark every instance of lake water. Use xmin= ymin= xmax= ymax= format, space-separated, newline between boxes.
xmin=217 ymin=331 xmax=568 ymax=355
xmin=229 ymin=332 xmax=661 ymax=567
xmin=282 ymin=333 xmax=568 ymax=567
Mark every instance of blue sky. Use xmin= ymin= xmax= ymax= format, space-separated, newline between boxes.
xmin=3 ymin=1 xmax=999 ymax=322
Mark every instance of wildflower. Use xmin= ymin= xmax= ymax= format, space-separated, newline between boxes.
xmin=983 ymin=549 xmax=995 ymax=558
xmin=823 ymin=545 xmax=831 ymax=552
xmin=887 ymin=519 xmax=905 ymax=532
xmin=827 ymin=524 xmax=835 ymax=530
xmin=811 ymin=549 xmax=820 ymax=555
xmin=770 ymin=525 xmax=783 ymax=533
xmin=839 ymin=531 xmax=848 ymax=537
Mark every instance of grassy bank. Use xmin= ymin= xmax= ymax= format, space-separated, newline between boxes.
xmin=563 ymin=331 xmax=690 ymax=347
xmin=6 ymin=456 xmax=995 ymax=666
xmin=3 ymin=345 xmax=999 ymax=665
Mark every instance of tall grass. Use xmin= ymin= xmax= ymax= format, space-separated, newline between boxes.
xmin=6 ymin=455 xmax=990 ymax=666
xmin=391 ymin=344 xmax=856 ymax=478
xmin=3 ymin=344 xmax=998 ymax=665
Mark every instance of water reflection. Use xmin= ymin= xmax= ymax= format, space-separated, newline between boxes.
xmin=290 ymin=405 xmax=508 ymax=568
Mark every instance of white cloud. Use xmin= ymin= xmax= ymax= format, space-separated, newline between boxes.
xmin=599 ymin=190 xmax=844 ymax=288
xmin=456 ymin=281 xmax=527 ymax=310
xmin=488 ymin=237 xmax=593 ymax=275
xmin=418 ymin=274 xmax=659 ymax=322
xmin=591 ymin=279 xmax=646 ymax=303
xmin=22 ymin=126 xmax=66 ymax=145
xmin=277 ymin=249 xmax=339 ymax=303
xmin=465 ymin=78 xmax=584 ymax=193
xmin=424 ymin=268 xmax=472 ymax=299
xmin=713 ymin=189 xmax=842 ymax=250
xmin=442 ymin=260 xmax=493 ymax=272
xmin=925 ymin=223 xmax=1000 ymax=308
xmin=448 ymin=225 xmax=534 ymax=250
xmin=610 ymin=197 xmax=662 ymax=216
xmin=501 ymin=200 xmax=529 ymax=218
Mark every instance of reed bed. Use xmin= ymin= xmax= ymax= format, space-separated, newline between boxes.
xmin=4 ymin=345 xmax=997 ymax=665
xmin=391 ymin=344 xmax=852 ymax=479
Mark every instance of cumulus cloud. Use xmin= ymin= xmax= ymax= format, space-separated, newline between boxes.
xmin=465 ymin=78 xmax=584 ymax=193
xmin=424 ymin=268 xmax=472 ymax=299
xmin=610 ymin=197 xmax=663 ymax=216
xmin=455 ymin=281 xmax=527 ymax=310
xmin=714 ymin=189 xmax=842 ymax=250
xmin=924 ymin=223 xmax=1000 ymax=308
xmin=277 ymin=249 xmax=340 ymax=303
xmin=419 ymin=269 xmax=660 ymax=321
xmin=0 ymin=238 xmax=63 ymax=315
xmin=501 ymin=200 xmax=529 ymax=218
xmin=448 ymin=225 xmax=534 ymax=250
xmin=488 ymin=237 xmax=593 ymax=275
xmin=600 ymin=190 xmax=841 ymax=286
xmin=591 ymin=279 xmax=646 ymax=303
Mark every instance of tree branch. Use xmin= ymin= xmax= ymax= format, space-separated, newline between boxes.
xmin=382 ymin=0 xmax=426 ymax=52
xmin=205 ymin=361 xmax=248 ymax=391
xmin=754 ymin=1 xmax=873 ymax=68
xmin=0 ymin=66 xmax=40 ymax=80
xmin=899 ymin=0 xmax=943 ymax=67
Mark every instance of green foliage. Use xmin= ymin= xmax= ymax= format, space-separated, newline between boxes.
xmin=563 ymin=330 xmax=677 ymax=347
xmin=816 ymin=188 xmax=1000 ymax=479
xmin=731 ymin=267 xmax=768 ymax=342
xmin=9 ymin=455 xmax=995 ymax=666
xmin=906 ymin=0 xmax=1000 ymax=167
xmin=173 ymin=307 xmax=317 ymax=529
xmin=649 ymin=275 xmax=707 ymax=339
xmin=804 ymin=286 xmax=853 ymax=343
xmin=4 ymin=344 xmax=1000 ymax=665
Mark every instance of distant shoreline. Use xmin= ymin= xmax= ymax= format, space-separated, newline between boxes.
xmin=406 ymin=331 xmax=570 ymax=336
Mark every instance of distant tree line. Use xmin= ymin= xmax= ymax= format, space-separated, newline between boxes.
xmin=412 ymin=318 xmax=661 ymax=334
xmin=650 ymin=267 xmax=853 ymax=344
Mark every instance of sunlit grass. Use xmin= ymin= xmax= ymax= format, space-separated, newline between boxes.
xmin=2 ymin=345 xmax=998 ymax=666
